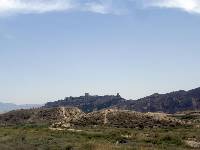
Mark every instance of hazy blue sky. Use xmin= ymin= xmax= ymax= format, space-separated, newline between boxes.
xmin=0 ymin=0 xmax=200 ymax=104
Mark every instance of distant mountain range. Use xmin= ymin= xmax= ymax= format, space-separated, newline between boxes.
xmin=45 ymin=87 xmax=200 ymax=113
xmin=0 ymin=102 xmax=42 ymax=113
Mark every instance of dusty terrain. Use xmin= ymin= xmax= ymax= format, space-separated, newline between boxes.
xmin=0 ymin=107 xmax=199 ymax=150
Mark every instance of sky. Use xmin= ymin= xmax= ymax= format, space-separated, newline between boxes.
xmin=0 ymin=0 xmax=200 ymax=104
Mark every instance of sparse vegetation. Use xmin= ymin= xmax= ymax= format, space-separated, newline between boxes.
xmin=0 ymin=126 xmax=199 ymax=150
xmin=0 ymin=107 xmax=199 ymax=149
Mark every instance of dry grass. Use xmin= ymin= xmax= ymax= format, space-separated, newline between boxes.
xmin=0 ymin=125 xmax=199 ymax=150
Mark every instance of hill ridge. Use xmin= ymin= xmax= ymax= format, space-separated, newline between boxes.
xmin=44 ymin=87 xmax=200 ymax=113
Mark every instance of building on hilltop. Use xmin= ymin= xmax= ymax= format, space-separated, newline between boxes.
xmin=116 ymin=93 xmax=121 ymax=98
xmin=85 ymin=93 xmax=90 ymax=100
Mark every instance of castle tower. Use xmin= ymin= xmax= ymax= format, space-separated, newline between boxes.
xmin=85 ymin=93 xmax=89 ymax=100
xmin=116 ymin=93 xmax=121 ymax=98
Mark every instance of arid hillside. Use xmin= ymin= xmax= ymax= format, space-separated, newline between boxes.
xmin=0 ymin=107 xmax=187 ymax=129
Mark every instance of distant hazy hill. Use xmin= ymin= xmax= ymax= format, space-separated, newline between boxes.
xmin=44 ymin=87 xmax=200 ymax=113
xmin=0 ymin=102 xmax=42 ymax=113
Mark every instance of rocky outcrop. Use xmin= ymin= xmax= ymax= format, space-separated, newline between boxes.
xmin=122 ymin=88 xmax=200 ymax=113
xmin=50 ymin=107 xmax=84 ymax=128
xmin=0 ymin=107 xmax=84 ymax=126
xmin=0 ymin=107 xmax=187 ymax=129
xmin=185 ymin=138 xmax=200 ymax=148
xmin=71 ymin=109 xmax=186 ymax=128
